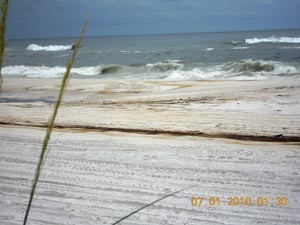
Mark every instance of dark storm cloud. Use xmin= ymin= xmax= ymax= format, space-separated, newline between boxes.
xmin=7 ymin=0 xmax=300 ymax=39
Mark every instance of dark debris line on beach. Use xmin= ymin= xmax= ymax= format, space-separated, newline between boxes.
xmin=1 ymin=121 xmax=299 ymax=143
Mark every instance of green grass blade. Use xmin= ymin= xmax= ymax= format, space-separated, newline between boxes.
xmin=111 ymin=185 xmax=195 ymax=225
xmin=22 ymin=17 xmax=89 ymax=225
xmin=0 ymin=0 xmax=10 ymax=91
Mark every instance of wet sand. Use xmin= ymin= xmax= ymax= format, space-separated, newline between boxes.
xmin=0 ymin=78 xmax=300 ymax=224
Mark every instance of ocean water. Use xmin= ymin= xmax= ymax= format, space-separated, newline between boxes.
xmin=3 ymin=29 xmax=300 ymax=80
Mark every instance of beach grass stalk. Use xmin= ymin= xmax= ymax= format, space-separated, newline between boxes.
xmin=22 ymin=17 xmax=89 ymax=225
xmin=112 ymin=185 xmax=195 ymax=225
xmin=0 ymin=0 xmax=10 ymax=91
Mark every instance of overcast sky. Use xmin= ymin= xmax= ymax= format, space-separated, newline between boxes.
xmin=6 ymin=0 xmax=300 ymax=39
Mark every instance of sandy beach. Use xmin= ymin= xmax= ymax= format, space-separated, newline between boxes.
xmin=1 ymin=78 xmax=300 ymax=139
xmin=3 ymin=1 xmax=300 ymax=224
xmin=0 ymin=78 xmax=300 ymax=224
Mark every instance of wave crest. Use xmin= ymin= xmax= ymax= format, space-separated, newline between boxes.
xmin=245 ymin=37 xmax=300 ymax=44
xmin=230 ymin=60 xmax=299 ymax=74
xmin=2 ymin=60 xmax=299 ymax=80
xmin=235 ymin=60 xmax=275 ymax=72
xmin=166 ymin=60 xmax=299 ymax=80
xmin=99 ymin=65 xmax=123 ymax=74
xmin=26 ymin=44 xmax=72 ymax=52
xmin=2 ymin=65 xmax=101 ymax=78
xmin=146 ymin=60 xmax=184 ymax=72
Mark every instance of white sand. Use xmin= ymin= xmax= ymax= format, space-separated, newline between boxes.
xmin=1 ymin=78 xmax=300 ymax=137
xmin=1 ymin=126 xmax=300 ymax=225
xmin=0 ymin=78 xmax=300 ymax=224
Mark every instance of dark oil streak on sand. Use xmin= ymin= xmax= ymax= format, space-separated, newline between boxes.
xmin=1 ymin=122 xmax=299 ymax=143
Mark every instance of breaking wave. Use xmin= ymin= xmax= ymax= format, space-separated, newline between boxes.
xmin=99 ymin=65 xmax=128 ymax=74
xmin=26 ymin=44 xmax=72 ymax=51
xmin=2 ymin=60 xmax=299 ymax=80
xmin=166 ymin=60 xmax=300 ymax=80
xmin=2 ymin=65 xmax=101 ymax=78
xmin=235 ymin=60 xmax=275 ymax=72
xmin=235 ymin=60 xmax=299 ymax=74
xmin=146 ymin=60 xmax=185 ymax=72
xmin=245 ymin=37 xmax=300 ymax=44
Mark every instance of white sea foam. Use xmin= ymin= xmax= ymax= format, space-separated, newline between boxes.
xmin=165 ymin=60 xmax=299 ymax=80
xmin=205 ymin=48 xmax=214 ymax=51
xmin=280 ymin=46 xmax=300 ymax=49
xmin=231 ymin=60 xmax=299 ymax=75
xmin=231 ymin=47 xmax=249 ymax=50
xmin=120 ymin=50 xmax=143 ymax=54
xmin=2 ymin=60 xmax=299 ymax=80
xmin=26 ymin=44 xmax=72 ymax=51
xmin=167 ymin=69 xmax=268 ymax=81
xmin=166 ymin=68 xmax=228 ymax=80
xmin=146 ymin=60 xmax=185 ymax=72
xmin=2 ymin=65 xmax=101 ymax=78
xmin=245 ymin=37 xmax=300 ymax=44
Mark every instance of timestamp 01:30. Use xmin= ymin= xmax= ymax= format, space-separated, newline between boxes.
xmin=191 ymin=196 xmax=288 ymax=207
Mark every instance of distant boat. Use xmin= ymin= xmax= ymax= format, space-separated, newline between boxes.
xmin=71 ymin=44 xmax=82 ymax=50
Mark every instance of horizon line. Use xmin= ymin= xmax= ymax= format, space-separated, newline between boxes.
xmin=8 ymin=27 xmax=300 ymax=41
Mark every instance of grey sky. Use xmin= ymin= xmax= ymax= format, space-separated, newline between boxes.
xmin=6 ymin=0 xmax=300 ymax=39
